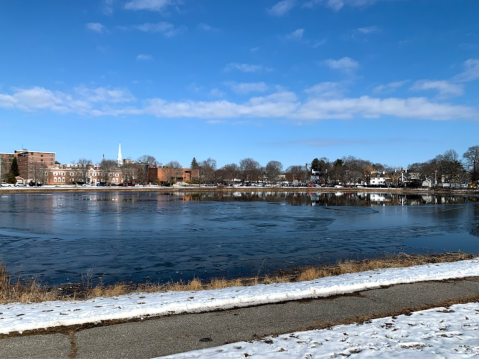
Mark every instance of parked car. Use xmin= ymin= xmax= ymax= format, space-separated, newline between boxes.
xmin=15 ymin=183 xmax=26 ymax=187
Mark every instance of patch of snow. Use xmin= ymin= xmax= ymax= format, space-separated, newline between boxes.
xmin=161 ymin=302 xmax=479 ymax=358
xmin=0 ymin=259 xmax=478 ymax=335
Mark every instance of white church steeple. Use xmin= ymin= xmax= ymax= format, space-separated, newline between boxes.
xmin=117 ymin=142 xmax=123 ymax=167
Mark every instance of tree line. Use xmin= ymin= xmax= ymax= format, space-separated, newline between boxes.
xmin=3 ymin=145 xmax=479 ymax=186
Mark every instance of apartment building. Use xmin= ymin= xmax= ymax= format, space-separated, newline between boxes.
xmin=14 ymin=149 xmax=56 ymax=181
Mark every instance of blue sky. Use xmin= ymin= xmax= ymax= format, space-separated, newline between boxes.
xmin=1 ymin=0 xmax=478 ymax=168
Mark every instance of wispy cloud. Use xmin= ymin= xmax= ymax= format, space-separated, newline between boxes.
xmin=86 ymin=22 xmax=107 ymax=33
xmin=410 ymin=80 xmax=464 ymax=98
xmin=209 ymin=88 xmax=226 ymax=97
xmin=357 ymin=25 xmax=381 ymax=34
xmin=453 ymin=58 xmax=479 ymax=83
xmin=224 ymin=63 xmax=271 ymax=73
xmin=303 ymin=0 xmax=388 ymax=12
xmin=305 ymin=82 xmax=346 ymax=98
xmin=229 ymin=82 xmax=269 ymax=94
xmin=197 ymin=23 xmax=219 ymax=32
xmin=373 ymin=80 xmax=409 ymax=94
xmin=103 ymin=0 xmax=114 ymax=15
xmin=136 ymin=54 xmax=153 ymax=61
xmin=268 ymin=0 xmax=295 ymax=16
xmin=128 ymin=22 xmax=186 ymax=37
xmin=324 ymin=57 xmax=359 ymax=74
xmin=124 ymin=0 xmax=178 ymax=12
xmin=285 ymin=29 xmax=304 ymax=41
xmin=1 ymin=85 xmax=477 ymax=122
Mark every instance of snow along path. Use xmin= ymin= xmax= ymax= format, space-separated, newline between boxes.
xmin=1 ymin=258 xmax=479 ymax=335
xmin=160 ymin=302 xmax=479 ymax=358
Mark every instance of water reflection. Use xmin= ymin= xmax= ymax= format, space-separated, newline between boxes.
xmin=0 ymin=191 xmax=477 ymax=286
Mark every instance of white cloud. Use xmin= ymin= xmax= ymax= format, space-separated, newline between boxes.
xmin=229 ymin=82 xmax=269 ymax=94
xmin=197 ymin=23 xmax=218 ymax=32
xmin=294 ymin=96 xmax=477 ymax=121
xmin=86 ymin=23 xmax=106 ymax=33
xmin=133 ymin=22 xmax=186 ymax=37
xmin=268 ymin=0 xmax=295 ymax=16
xmin=74 ymin=86 xmax=135 ymax=104
xmin=453 ymin=58 xmax=479 ymax=83
xmin=357 ymin=25 xmax=381 ymax=34
xmin=410 ymin=80 xmax=464 ymax=98
xmin=224 ymin=63 xmax=270 ymax=73
xmin=1 ymin=85 xmax=477 ymax=122
xmin=209 ymin=88 xmax=226 ymax=97
xmin=303 ymin=0 xmax=386 ymax=11
xmin=324 ymin=57 xmax=359 ymax=74
xmin=136 ymin=54 xmax=153 ymax=61
xmin=286 ymin=29 xmax=304 ymax=41
xmin=103 ymin=0 xmax=114 ymax=15
xmin=124 ymin=0 xmax=176 ymax=12
xmin=304 ymin=82 xmax=346 ymax=98
xmin=373 ymin=80 xmax=409 ymax=94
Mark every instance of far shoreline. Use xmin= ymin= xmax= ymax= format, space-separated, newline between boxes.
xmin=1 ymin=185 xmax=479 ymax=196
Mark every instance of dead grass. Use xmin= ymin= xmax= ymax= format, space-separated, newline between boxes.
xmin=0 ymin=252 xmax=476 ymax=304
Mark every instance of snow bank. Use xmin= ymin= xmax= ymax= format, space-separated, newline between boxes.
xmin=161 ymin=302 xmax=479 ymax=358
xmin=0 ymin=258 xmax=478 ymax=335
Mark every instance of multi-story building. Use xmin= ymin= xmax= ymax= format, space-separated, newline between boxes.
xmin=14 ymin=149 xmax=56 ymax=182
xmin=45 ymin=164 xmax=123 ymax=185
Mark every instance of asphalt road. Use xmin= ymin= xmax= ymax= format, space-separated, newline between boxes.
xmin=1 ymin=277 xmax=479 ymax=359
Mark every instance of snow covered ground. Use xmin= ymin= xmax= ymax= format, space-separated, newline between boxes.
xmin=161 ymin=302 xmax=479 ymax=358
xmin=1 ymin=258 xmax=478 ymax=336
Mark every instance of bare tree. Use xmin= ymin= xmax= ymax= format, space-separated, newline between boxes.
xmin=239 ymin=158 xmax=261 ymax=183
xmin=286 ymin=165 xmax=307 ymax=183
xmin=464 ymin=145 xmax=479 ymax=181
xmin=100 ymin=159 xmax=118 ymax=185
xmin=76 ymin=158 xmax=92 ymax=185
xmin=164 ymin=161 xmax=182 ymax=184
xmin=218 ymin=163 xmax=239 ymax=185
xmin=200 ymin=158 xmax=217 ymax=184
xmin=265 ymin=160 xmax=283 ymax=184
xmin=136 ymin=155 xmax=157 ymax=184
xmin=31 ymin=162 xmax=47 ymax=185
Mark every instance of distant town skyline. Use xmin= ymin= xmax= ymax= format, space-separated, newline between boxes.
xmin=1 ymin=0 xmax=478 ymax=168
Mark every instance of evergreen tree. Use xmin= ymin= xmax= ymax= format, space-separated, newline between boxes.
xmin=11 ymin=157 xmax=20 ymax=177
xmin=6 ymin=157 xmax=20 ymax=183
xmin=311 ymin=158 xmax=320 ymax=172
xmin=191 ymin=157 xmax=199 ymax=170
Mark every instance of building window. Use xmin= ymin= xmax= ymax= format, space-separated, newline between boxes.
xmin=53 ymin=172 xmax=57 ymax=176
xmin=62 ymin=177 xmax=65 ymax=182
xmin=115 ymin=173 xmax=119 ymax=177
xmin=44 ymin=172 xmax=48 ymax=176
xmin=70 ymin=172 xmax=74 ymax=176
xmin=54 ymin=177 xmax=57 ymax=183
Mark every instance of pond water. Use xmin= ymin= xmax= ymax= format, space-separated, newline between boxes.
xmin=0 ymin=191 xmax=478 ymax=285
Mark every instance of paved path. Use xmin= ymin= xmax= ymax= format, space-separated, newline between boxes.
xmin=1 ymin=277 xmax=479 ymax=359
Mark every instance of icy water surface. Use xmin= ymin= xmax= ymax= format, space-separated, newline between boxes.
xmin=0 ymin=191 xmax=478 ymax=285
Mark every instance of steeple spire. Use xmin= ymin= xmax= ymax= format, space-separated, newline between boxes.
xmin=117 ymin=143 xmax=123 ymax=167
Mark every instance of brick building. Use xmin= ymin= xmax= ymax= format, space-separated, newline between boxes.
xmin=14 ymin=149 xmax=56 ymax=181
xmin=45 ymin=164 xmax=123 ymax=185
xmin=149 ymin=167 xmax=199 ymax=184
